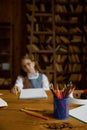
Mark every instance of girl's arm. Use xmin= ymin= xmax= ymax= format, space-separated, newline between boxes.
xmin=11 ymin=76 xmax=23 ymax=94
xmin=42 ymin=74 xmax=50 ymax=90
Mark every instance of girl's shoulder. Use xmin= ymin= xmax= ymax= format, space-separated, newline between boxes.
xmin=40 ymin=73 xmax=48 ymax=79
xmin=17 ymin=75 xmax=28 ymax=80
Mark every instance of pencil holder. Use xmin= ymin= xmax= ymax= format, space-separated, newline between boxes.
xmin=53 ymin=96 xmax=70 ymax=120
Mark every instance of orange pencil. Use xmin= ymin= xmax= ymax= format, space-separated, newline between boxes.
xmin=56 ymin=84 xmax=62 ymax=99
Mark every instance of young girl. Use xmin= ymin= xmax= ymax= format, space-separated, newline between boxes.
xmin=11 ymin=54 xmax=50 ymax=94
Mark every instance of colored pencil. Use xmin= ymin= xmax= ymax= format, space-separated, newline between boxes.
xmin=24 ymin=107 xmax=46 ymax=112
xmin=20 ymin=108 xmax=49 ymax=120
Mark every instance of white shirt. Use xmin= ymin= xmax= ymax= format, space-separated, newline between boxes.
xmin=14 ymin=72 xmax=50 ymax=90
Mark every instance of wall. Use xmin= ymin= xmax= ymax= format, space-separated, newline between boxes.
xmin=0 ymin=0 xmax=25 ymax=85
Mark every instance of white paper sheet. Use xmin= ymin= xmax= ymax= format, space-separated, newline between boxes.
xmin=69 ymin=105 xmax=87 ymax=123
xmin=0 ymin=98 xmax=8 ymax=107
xmin=70 ymin=97 xmax=87 ymax=105
xmin=19 ymin=88 xmax=48 ymax=99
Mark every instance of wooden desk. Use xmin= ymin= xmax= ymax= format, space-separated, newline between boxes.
xmin=0 ymin=90 xmax=87 ymax=130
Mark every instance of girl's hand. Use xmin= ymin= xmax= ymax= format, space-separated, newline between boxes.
xmin=11 ymin=86 xmax=20 ymax=95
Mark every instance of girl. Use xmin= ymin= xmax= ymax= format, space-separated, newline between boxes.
xmin=11 ymin=54 xmax=50 ymax=94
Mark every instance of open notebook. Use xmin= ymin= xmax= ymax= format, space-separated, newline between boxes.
xmin=69 ymin=105 xmax=87 ymax=123
xmin=19 ymin=88 xmax=48 ymax=99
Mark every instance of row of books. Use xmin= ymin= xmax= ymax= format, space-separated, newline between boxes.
xmin=55 ymin=62 xmax=81 ymax=73
xmin=26 ymin=23 xmax=85 ymax=35
xmin=55 ymin=4 xmax=83 ymax=13
xmin=56 ymin=35 xmax=82 ymax=44
xmin=56 ymin=55 xmax=67 ymax=63
xmin=68 ymin=46 xmax=80 ymax=53
xmin=26 ymin=13 xmax=84 ymax=27
xmin=27 ymin=34 xmax=53 ymax=44
xmin=55 ymin=26 xmax=82 ymax=33
xmin=26 ymin=2 xmax=52 ymax=13
xmin=56 ymin=45 xmax=68 ymax=53
xmin=27 ymin=37 xmax=82 ymax=52
xmin=68 ymin=54 xmax=80 ymax=63
xmin=26 ymin=13 xmax=53 ymax=24
xmin=56 ymin=53 xmax=80 ymax=64
xmin=56 ymin=63 xmax=64 ymax=73
xmin=27 ymin=44 xmax=52 ymax=52
xmin=56 ymin=74 xmax=82 ymax=85
xmin=26 ymin=2 xmax=86 ymax=13
xmin=27 ymin=35 xmax=82 ymax=45
xmin=55 ymin=15 xmax=80 ymax=23
xmin=26 ymin=13 xmax=86 ymax=30
xmin=69 ymin=73 xmax=82 ymax=82
xmin=68 ymin=64 xmax=81 ymax=72
xmin=27 ymin=43 xmax=81 ymax=54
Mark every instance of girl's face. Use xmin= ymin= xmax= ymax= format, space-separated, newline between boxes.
xmin=21 ymin=59 xmax=35 ymax=74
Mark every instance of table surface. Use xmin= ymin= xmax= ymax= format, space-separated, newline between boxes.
xmin=0 ymin=90 xmax=87 ymax=130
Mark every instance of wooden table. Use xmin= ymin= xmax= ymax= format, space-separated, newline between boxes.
xmin=0 ymin=90 xmax=87 ymax=130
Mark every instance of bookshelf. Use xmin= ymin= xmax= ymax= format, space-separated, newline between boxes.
xmin=54 ymin=0 xmax=84 ymax=89
xmin=0 ymin=22 xmax=13 ymax=89
xmin=23 ymin=0 xmax=87 ymax=89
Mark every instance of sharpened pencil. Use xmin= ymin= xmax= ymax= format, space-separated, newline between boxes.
xmin=24 ymin=107 xmax=45 ymax=112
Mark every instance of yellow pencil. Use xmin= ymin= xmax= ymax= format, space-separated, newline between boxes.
xmin=24 ymin=107 xmax=45 ymax=112
xmin=16 ymin=90 xmax=19 ymax=95
xmin=20 ymin=108 xmax=49 ymax=120
xmin=15 ymin=87 xmax=19 ymax=96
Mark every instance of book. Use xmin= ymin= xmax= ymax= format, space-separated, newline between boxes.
xmin=60 ymin=36 xmax=70 ymax=44
xmin=26 ymin=13 xmax=36 ymax=22
xmin=55 ymin=26 xmax=68 ymax=33
xmin=40 ymin=4 xmax=45 ymax=12
xmin=71 ymin=36 xmax=81 ymax=43
xmin=26 ymin=3 xmax=38 ymax=12
xmin=75 ymin=5 xmax=83 ymax=13
xmin=55 ymin=5 xmax=67 ymax=13
xmin=55 ymin=15 xmax=62 ymax=23
xmin=56 ymin=55 xmax=67 ymax=63
xmin=69 ymin=74 xmax=82 ymax=81
xmin=69 ymin=27 xmax=82 ymax=33
xmin=70 ymin=4 xmax=74 ymax=13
